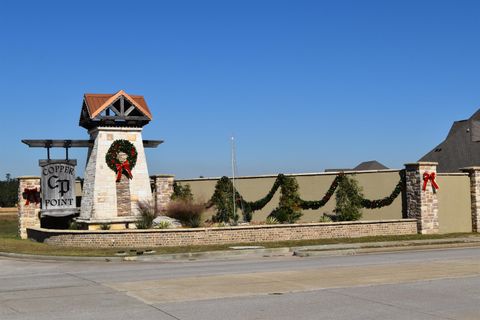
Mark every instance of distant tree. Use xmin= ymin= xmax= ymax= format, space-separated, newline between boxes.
xmin=0 ymin=177 xmax=18 ymax=207
xmin=5 ymin=173 xmax=11 ymax=181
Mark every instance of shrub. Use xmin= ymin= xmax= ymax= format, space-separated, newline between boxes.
xmin=334 ymin=175 xmax=363 ymax=221
xmin=319 ymin=214 xmax=333 ymax=223
xmin=68 ymin=221 xmax=79 ymax=230
xmin=269 ymin=207 xmax=302 ymax=224
xmin=166 ymin=200 xmax=205 ymax=228
xmin=136 ymin=201 xmax=156 ymax=229
xmin=155 ymin=221 xmax=171 ymax=229
xmin=100 ymin=223 xmax=111 ymax=230
xmin=265 ymin=216 xmax=279 ymax=225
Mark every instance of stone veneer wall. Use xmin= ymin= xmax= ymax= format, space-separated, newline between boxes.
xmin=27 ymin=219 xmax=417 ymax=248
xmin=405 ymin=162 xmax=439 ymax=234
xmin=18 ymin=176 xmax=41 ymax=239
xmin=461 ymin=167 xmax=480 ymax=232
xmin=152 ymin=175 xmax=175 ymax=213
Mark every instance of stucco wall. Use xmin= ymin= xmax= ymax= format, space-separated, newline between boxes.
xmin=436 ymin=174 xmax=472 ymax=233
xmin=177 ymin=170 xmax=404 ymax=223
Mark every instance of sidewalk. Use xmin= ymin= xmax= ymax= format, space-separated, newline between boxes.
xmin=1 ymin=236 xmax=479 ymax=262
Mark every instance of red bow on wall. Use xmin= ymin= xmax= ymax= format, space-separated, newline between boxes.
xmin=116 ymin=161 xmax=133 ymax=182
xmin=23 ymin=188 xmax=40 ymax=205
xmin=422 ymin=172 xmax=439 ymax=191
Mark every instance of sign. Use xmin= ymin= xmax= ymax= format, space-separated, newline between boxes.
xmin=39 ymin=159 xmax=78 ymax=216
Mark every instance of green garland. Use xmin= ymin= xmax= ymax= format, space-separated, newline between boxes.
xmin=299 ymin=173 xmax=343 ymax=210
xmin=237 ymin=174 xmax=285 ymax=221
xmin=105 ymin=139 xmax=138 ymax=172
xmin=207 ymin=172 xmax=405 ymax=222
xmin=360 ymin=180 xmax=403 ymax=209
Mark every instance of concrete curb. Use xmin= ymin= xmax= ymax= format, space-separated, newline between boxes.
xmin=0 ymin=237 xmax=479 ymax=262
xmin=292 ymin=238 xmax=480 ymax=257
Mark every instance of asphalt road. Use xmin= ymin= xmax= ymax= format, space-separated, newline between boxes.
xmin=0 ymin=247 xmax=479 ymax=319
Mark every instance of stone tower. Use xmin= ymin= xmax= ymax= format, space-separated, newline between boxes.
xmin=77 ymin=90 xmax=161 ymax=229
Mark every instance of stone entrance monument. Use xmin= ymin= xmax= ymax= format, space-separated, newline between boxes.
xmin=21 ymin=90 xmax=162 ymax=233
xmin=76 ymin=90 xmax=162 ymax=229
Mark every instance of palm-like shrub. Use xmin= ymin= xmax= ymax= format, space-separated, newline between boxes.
xmin=136 ymin=201 xmax=156 ymax=229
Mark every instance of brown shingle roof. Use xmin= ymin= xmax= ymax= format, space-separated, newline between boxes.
xmin=83 ymin=90 xmax=152 ymax=120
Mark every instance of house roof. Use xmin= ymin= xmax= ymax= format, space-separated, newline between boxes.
xmin=324 ymin=161 xmax=389 ymax=172
xmin=419 ymin=114 xmax=480 ymax=172
xmin=83 ymin=90 xmax=152 ymax=120
xmin=353 ymin=160 xmax=389 ymax=171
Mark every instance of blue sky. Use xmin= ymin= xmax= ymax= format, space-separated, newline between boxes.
xmin=1 ymin=0 xmax=480 ymax=179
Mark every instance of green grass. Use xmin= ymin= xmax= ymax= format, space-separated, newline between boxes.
xmin=0 ymin=214 xmax=478 ymax=257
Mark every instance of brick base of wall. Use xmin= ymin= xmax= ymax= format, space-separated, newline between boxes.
xmin=27 ymin=219 xmax=418 ymax=248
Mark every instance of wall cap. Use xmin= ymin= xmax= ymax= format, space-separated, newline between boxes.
xmin=151 ymin=174 xmax=175 ymax=178
xmin=460 ymin=167 xmax=480 ymax=171
xmin=27 ymin=219 xmax=417 ymax=235
xmin=17 ymin=176 xmax=40 ymax=179
xmin=437 ymin=172 xmax=469 ymax=176
xmin=176 ymin=169 xmax=402 ymax=182
xmin=404 ymin=162 xmax=439 ymax=167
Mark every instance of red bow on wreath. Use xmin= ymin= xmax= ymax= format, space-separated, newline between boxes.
xmin=422 ymin=172 xmax=439 ymax=191
xmin=23 ymin=188 xmax=40 ymax=205
xmin=116 ymin=160 xmax=133 ymax=182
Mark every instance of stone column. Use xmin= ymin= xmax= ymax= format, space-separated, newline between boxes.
xmin=18 ymin=176 xmax=41 ymax=239
xmin=152 ymin=175 xmax=175 ymax=213
xmin=405 ymin=162 xmax=439 ymax=234
xmin=461 ymin=167 xmax=480 ymax=232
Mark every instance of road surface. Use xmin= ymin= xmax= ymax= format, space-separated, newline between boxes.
xmin=0 ymin=247 xmax=479 ymax=319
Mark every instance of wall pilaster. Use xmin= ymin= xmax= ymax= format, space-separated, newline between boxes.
xmin=152 ymin=175 xmax=175 ymax=213
xmin=461 ymin=167 xmax=480 ymax=232
xmin=18 ymin=176 xmax=41 ymax=239
xmin=405 ymin=162 xmax=439 ymax=234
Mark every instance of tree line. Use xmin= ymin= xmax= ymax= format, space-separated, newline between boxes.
xmin=0 ymin=174 xmax=18 ymax=207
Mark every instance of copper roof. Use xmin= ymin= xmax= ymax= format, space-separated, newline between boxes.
xmin=83 ymin=90 xmax=152 ymax=120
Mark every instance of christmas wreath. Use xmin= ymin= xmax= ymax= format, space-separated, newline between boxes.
xmin=105 ymin=139 xmax=138 ymax=182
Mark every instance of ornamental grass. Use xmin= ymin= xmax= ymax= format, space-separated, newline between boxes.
xmin=166 ymin=200 xmax=205 ymax=228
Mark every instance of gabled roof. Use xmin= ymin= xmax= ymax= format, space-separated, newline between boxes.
xmin=419 ymin=112 xmax=480 ymax=172
xmin=324 ymin=160 xmax=389 ymax=172
xmin=353 ymin=160 xmax=389 ymax=171
xmin=83 ymin=90 xmax=152 ymax=120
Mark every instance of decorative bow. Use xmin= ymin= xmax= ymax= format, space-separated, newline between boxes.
xmin=422 ymin=172 xmax=439 ymax=191
xmin=23 ymin=188 xmax=40 ymax=205
xmin=116 ymin=160 xmax=133 ymax=182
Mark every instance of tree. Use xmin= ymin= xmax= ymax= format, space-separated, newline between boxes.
xmin=334 ymin=175 xmax=363 ymax=221
xmin=210 ymin=177 xmax=239 ymax=224
xmin=171 ymin=182 xmax=194 ymax=202
xmin=269 ymin=176 xmax=302 ymax=223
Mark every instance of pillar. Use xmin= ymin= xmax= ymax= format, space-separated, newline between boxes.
xmin=405 ymin=162 xmax=439 ymax=234
xmin=461 ymin=167 xmax=480 ymax=232
xmin=152 ymin=175 xmax=175 ymax=213
xmin=18 ymin=176 xmax=41 ymax=239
